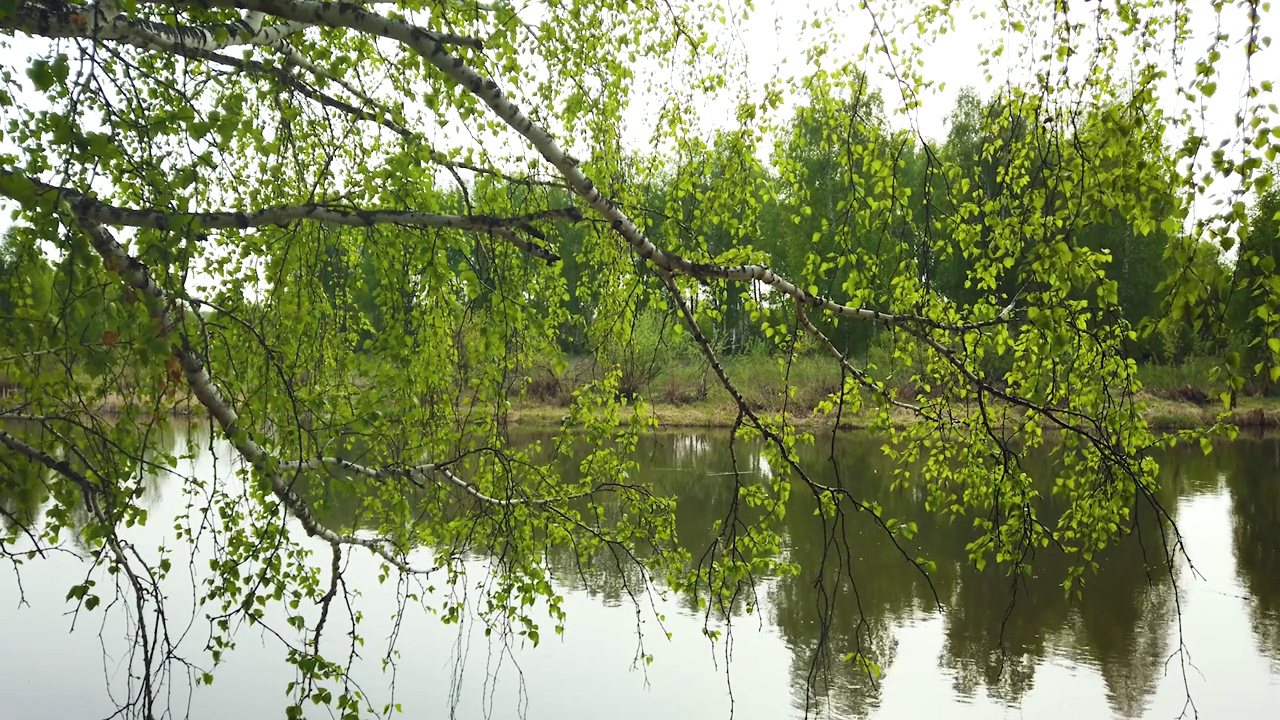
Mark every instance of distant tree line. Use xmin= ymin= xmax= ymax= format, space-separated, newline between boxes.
xmin=3 ymin=85 xmax=1276 ymax=389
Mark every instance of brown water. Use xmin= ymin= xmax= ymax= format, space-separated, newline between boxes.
xmin=2 ymin=425 xmax=1279 ymax=718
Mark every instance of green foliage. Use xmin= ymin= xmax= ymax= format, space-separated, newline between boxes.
xmin=1228 ymin=165 xmax=1280 ymax=382
xmin=0 ymin=0 xmax=1276 ymax=716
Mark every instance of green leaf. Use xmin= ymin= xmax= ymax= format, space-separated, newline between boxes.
xmin=65 ymin=582 xmax=91 ymax=601
xmin=25 ymin=60 xmax=55 ymax=92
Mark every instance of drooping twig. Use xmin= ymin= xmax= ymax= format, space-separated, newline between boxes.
xmin=794 ymin=300 xmax=928 ymax=417
xmin=71 ymin=215 xmax=430 ymax=574
xmin=214 ymin=0 xmax=1009 ymax=333
xmin=279 ymin=455 xmax=601 ymax=508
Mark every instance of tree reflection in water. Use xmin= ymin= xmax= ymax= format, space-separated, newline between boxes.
xmin=1227 ymin=435 xmax=1280 ymax=669
xmin=510 ymin=430 xmax=1275 ymax=719
xmin=6 ymin=423 xmax=1280 ymax=718
xmin=1 ymin=416 xmax=185 ymax=544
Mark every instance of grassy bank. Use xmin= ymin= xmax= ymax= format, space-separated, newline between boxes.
xmin=511 ymin=394 xmax=1280 ymax=431
xmin=56 ymin=355 xmax=1280 ymax=431
xmin=516 ymin=355 xmax=1280 ymax=431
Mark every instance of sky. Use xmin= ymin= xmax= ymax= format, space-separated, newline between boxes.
xmin=627 ymin=0 xmax=1275 ymax=192
xmin=1 ymin=0 xmax=1277 ymax=237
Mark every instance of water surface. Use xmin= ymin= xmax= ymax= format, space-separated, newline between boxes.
xmin=3 ymin=425 xmax=1279 ymax=718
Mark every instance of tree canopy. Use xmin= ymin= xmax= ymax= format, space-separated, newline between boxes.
xmin=1 ymin=0 xmax=1277 ymax=717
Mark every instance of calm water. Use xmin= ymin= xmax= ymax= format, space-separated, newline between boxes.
xmin=3 ymin=425 xmax=1280 ymax=719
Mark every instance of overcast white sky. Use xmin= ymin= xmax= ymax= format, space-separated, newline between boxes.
xmin=638 ymin=0 xmax=1275 ymax=171
xmin=1 ymin=0 xmax=1276 ymax=234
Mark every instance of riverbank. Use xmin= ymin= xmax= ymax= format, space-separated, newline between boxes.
xmin=89 ymin=393 xmax=1280 ymax=431
xmin=509 ymin=395 xmax=1280 ymax=431
xmin=517 ymin=355 xmax=1280 ymax=431
xmin=74 ymin=355 xmax=1280 ymax=432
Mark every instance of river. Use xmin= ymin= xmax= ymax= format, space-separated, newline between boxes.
xmin=3 ymin=424 xmax=1279 ymax=718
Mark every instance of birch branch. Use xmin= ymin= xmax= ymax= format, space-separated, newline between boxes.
xmin=72 ymin=215 xmax=428 ymax=574
xmin=0 ymin=347 xmax=71 ymax=363
xmin=278 ymin=456 xmax=558 ymax=507
xmin=794 ymin=301 xmax=927 ymax=416
xmin=5 ymin=1 xmax=311 ymax=53
xmin=261 ymin=36 xmax=388 ymax=109
xmin=1 ymin=169 xmax=577 ymax=263
xmin=3 ymin=1 xmax=481 ymax=53
xmin=158 ymin=40 xmax=413 ymax=137
xmin=904 ymin=324 xmax=1118 ymax=448
xmin=214 ymin=0 xmax=1008 ymax=335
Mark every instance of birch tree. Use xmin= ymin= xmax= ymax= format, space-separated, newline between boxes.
xmin=0 ymin=0 xmax=1276 ymax=716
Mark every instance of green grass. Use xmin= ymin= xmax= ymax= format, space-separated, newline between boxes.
xmin=523 ymin=353 xmax=851 ymax=414
xmin=1135 ymin=356 xmax=1224 ymax=403
xmin=517 ymin=353 xmax=1280 ymax=431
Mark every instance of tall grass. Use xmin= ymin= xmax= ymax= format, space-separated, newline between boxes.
xmin=1136 ymin=356 xmax=1224 ymax=403
xmin=523 ymin=347 xmax=1266 ymax=414
xmin=524 ymin=352 xmax=855 ymax=413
